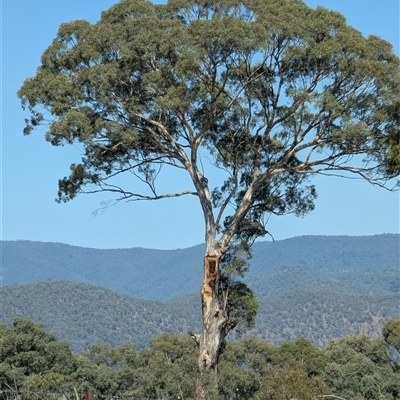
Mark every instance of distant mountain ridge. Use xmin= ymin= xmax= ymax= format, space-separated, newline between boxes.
xmin=1 ymin=240 xmax=205 ymax=300
xmin=1 ymin=234 xmax=398 ymax=301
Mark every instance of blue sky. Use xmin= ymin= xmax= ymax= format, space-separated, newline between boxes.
xmin=2 ymin=0 xmax=399 ymax=250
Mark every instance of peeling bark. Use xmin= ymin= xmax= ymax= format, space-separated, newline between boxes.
xmin=198 ymin=254 xmax=227 ymax=371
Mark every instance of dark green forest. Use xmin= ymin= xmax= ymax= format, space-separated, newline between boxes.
xmin=1 ymin=317 xmax=400 ymax=400
xmin=1 ymin=280 xmax=398 ymax=352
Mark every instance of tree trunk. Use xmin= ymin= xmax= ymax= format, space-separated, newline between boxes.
xmin=198 ymin=253 xmax=227 ymax=371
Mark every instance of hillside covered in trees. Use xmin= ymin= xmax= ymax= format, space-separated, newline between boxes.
xmin=2 ymin=279 xmax=398 ymax=353
xmin=1 ymin=235 xmax=398 ymax=353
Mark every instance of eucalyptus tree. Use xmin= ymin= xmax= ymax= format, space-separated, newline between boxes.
xmin=0 ymin=318 xmax=75 ymax=395
xmin=383 ymin=318 xmax=400 ymax=354
xmin=19 ymin=0 xmax=400 ymax=371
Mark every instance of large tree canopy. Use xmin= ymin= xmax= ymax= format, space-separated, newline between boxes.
xmin=19 ymin=0 xmax=400 ymax=374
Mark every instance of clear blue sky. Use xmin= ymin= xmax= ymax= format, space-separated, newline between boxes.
xmin=2 ymin=0 xmax=399 ymax=250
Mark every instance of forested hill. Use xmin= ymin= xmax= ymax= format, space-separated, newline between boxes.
xmin=1 ymin=281 xmax=192 ymax=351
xmin=2 ymin=235 xmax=398 ymax=352
xmin=1 ymin=234 xmax=398 ymax=301
xmin=2 ymin=278 xmax=398 ymax=353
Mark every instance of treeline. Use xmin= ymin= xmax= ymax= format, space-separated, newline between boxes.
xmin=1 ymin=318 xmax=400 ymax=400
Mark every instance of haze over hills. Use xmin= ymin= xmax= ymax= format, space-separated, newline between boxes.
xmin=1 ymin=234 xmax=398 ymax=352
xmin=1 ymin=234 xmax=398 ymax=301
xmin=1 ymin=240 xmax=205 ymax=300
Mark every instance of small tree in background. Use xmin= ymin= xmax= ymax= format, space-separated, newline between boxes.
xmin=19 ymin=0 xmax=399 ymax=374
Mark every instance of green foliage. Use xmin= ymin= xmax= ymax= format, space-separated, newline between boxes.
xmin=66 ymin=354 xmax=120 ymax=395
xmin=23 ymin=371 xmax=64 ymax=393
xmin=83 ymin=342 xmax=136 ymax=368
xmin=128 ymin=333 xmax=199 ymax=399
xmin=218 ymin=240 xmax=259 ymax=334
xmin=273 ymin=337 xmax=329 ymax=377
xmin=2 ymin=317 xmax=400 ymax=399
xmin=262 ymin=368 xmax=330 ymax=400
xmin=383 ymin=101 xmax=400 ymax=176
xmin=383 ymin=318 xmax=400 ymax=370
xmin=0 ymin=318 xmax=75 ymax=391
xmin=216 ymin=336 xmax=275 ymax=398
xmin=0 ymin=318 xmax=128 ymax=398
xmin=383 ymin=318 xmax=400 ymax=353
xmin=323 ymin=334 xmax=400 ymax=400
xmin=0 ymin=321 xmax=68 ymax=400
xmin=250 ymin=338 xmax=331 ymax=400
